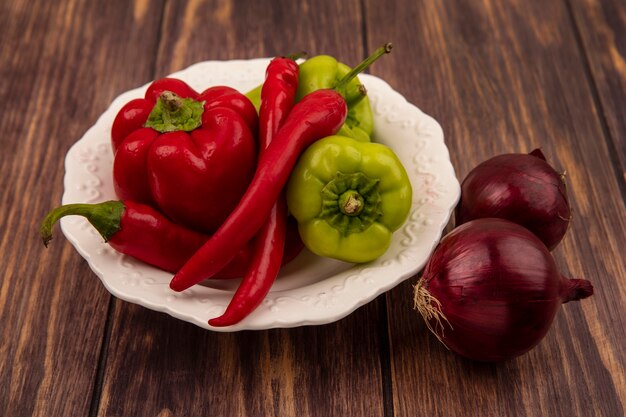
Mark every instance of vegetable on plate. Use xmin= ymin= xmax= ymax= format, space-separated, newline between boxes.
xmin=39 ymin=200 xmax=303 ymax=276
xmin=246 ymin=51 xmax=374 ymax=142
xmin=286 ymin=135 xmax=412 ymax=263
xmin=112 ymin=78 xmax=258 ymax=234
xmin=209 ymin=55 xmax=301 ymax=327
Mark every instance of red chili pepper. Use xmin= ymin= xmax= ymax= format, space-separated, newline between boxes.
xmin=111 ymin=77 xmax=258 ymax=234
xmin=171 ymin=44 xmax=392 ymax=293
xmin=39 ymin=200 xmax=303 ymax=276
xmin=209 ymin=55 xmax=301 ymax=327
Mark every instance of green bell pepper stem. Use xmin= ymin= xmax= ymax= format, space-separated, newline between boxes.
xmin=339 ymin=190 xmax=364 ymax=216
xmin=344 ymin=84 xmax=367 ymax=108
xmin=334 ymin=43 xmax=392 ymax=94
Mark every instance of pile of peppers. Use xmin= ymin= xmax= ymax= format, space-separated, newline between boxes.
xmin=41 ymin=43 xmax=413 ymax=326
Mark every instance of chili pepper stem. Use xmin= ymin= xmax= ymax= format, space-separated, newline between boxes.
xmin=334 ymin=43 xmax=393 ymax=93
xmin=40 ymin=201 xmax=125 ymax=247
xmin=286 ymin=51 xmax=307 ymax=61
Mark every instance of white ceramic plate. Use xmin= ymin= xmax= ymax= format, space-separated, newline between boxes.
xmin=60 ymin=58 xmax=460 ymax=331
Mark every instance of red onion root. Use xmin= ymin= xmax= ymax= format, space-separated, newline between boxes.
xmin=413 ymin=278 xmax=451 ymax=346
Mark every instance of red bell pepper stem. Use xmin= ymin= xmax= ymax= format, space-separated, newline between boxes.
xmin=40 ymin=200 xmax=302 ymax=277
xmin=170 ymin=44 xmax=392 ymax=292
xmin=209 ymin=56 xmax=300 ymax=327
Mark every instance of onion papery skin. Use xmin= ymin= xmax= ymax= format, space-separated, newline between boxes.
xmin=419 ymin=218 xmax=592 ymax=362
xmin=456 ymin=150 xmax=570 ymax=250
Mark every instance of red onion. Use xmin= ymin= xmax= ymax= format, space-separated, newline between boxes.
xmin=456 ymin=149 xmax=571 ymax=250
xmin=414 ymin=218 xmax=593 ymax=362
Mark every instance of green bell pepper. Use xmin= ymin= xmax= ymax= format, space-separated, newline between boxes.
xmin=246 ymin=55 xmax=374 ymax=142
xmin=286 ymin=135 xmax=412 ymax=263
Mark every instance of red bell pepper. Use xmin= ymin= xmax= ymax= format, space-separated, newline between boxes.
xmin=111 ymin=78 xmax=258 ymax=234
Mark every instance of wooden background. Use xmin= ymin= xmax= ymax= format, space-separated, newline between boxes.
xmin=1 ymin=0 xmax=624 ymax=416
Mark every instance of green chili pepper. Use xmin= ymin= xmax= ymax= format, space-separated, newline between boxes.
xmin=246 ymin=55 xmax=375 ymax=142
xmin=286 ymin=135 xmax=412 ymax=263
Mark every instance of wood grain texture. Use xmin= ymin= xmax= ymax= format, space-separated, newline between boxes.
xmin=0 ymin=0 xmax=164 ymax=416
xmin=95 ymin=1 xmax=387 ymax=416
xmin=2 ymin=0 xmax=624 ymax=415
xmin=97 ymin=299 xmax=387 ymax=417
xmin=569 ymin=0 xmax=626 ymax=186
xmin=363 ymin=0 xmax=625 ymax=416
xmin=153 ymin=0 xmax=365 ymax=75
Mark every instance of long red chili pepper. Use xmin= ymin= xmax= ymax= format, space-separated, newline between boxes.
xmin=170 ymin=44 xmax=392 ymax=292
xmin=209 ymin=55 xmax=301 ymax=327
xmin=39 ymin=200 xmax=303 ymax=277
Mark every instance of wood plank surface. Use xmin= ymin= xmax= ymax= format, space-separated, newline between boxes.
xmin=363 ymin=0 xmax=626 ymax=416
xmin=0 ymin=0 xmax=165 ymax=416
xmin=1 ymin=0 xmax=624 ymax=416
xmin=94 ymin=1 xmax=388 ymax=416
xmin=96 ymin=299 xmax=388 ymax=416
xmin=569 ymin=0 xmax=626 ymax=185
